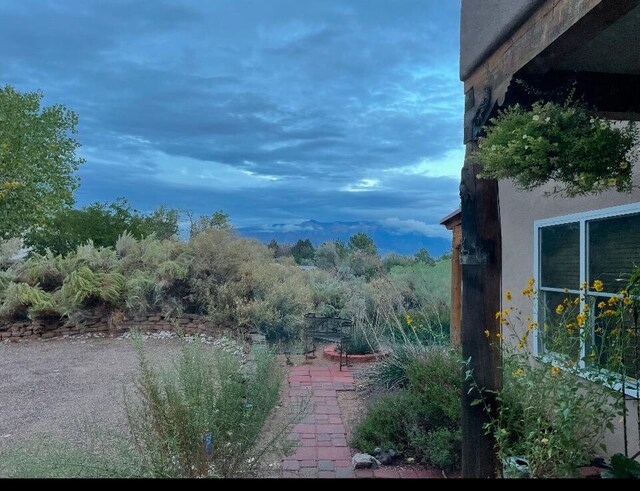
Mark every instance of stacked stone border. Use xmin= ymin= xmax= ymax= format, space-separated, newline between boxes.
xmin=0 ymin=313 xmax=231 ymax=341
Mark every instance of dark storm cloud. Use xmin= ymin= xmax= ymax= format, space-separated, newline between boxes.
xmin=0 ymin=0 xmax=462 ymax=233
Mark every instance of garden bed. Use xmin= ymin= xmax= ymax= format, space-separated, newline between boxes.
xmin=323 ymin=344 xmax=389 ymax=363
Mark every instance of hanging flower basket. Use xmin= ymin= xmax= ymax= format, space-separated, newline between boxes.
xmin=476 ymin=99 xmax=638 ymax=197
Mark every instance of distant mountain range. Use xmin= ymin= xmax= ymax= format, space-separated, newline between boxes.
xmin=238 ymin=220 xmax=452 ymax=257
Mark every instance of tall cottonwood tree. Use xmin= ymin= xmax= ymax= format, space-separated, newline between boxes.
xmin=0 ymin=85 xmax=84 ymax=239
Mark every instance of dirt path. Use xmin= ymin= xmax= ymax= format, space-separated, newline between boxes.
xmin=0 ymin=336 xmax=182 ymax=450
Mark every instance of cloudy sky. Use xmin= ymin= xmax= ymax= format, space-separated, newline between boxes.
xmin=0 ymin=0 xmax=462 ymax=236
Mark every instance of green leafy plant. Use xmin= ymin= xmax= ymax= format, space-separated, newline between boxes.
xmin=602 ymin=454 xmax=640 ymax=479
xmin=476 ymin=98 xmax=638 ymax=197
xmin=469 ymin=278 xmax=633 ymax=478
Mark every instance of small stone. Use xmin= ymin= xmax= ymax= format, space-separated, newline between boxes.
xmin=352 ymin=453 xmax=380 ymax=470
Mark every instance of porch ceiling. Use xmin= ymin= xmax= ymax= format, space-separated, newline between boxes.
xmin=552 ymin=4 xmax=640 ymax=75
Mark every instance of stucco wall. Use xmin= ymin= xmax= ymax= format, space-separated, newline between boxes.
xmin=460 ymin=0 xmax=546 ymax=80
xmin=499 ymin=141 xmax=640 ymax=457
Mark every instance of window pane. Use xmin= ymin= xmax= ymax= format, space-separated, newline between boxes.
xmin=589 ymin=213 xmax=640 ymax=293
xmin=540 ymin=223 xmax=580 ymax=290
xmin=539 ymin=290 xmax=581 ymax=360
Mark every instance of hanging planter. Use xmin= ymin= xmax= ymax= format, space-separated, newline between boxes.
xmin=475 ymin=99 xmax=638 ymax=197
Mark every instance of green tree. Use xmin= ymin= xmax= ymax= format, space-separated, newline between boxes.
xmin=267 ymin=239 xmax=279 ymax=257
xmin=0 ymin=85 xmax=85 ymax=239
xmin=415 ymin=247 xmax=435 ymax=265
xmin=136 ymin=205 xmax=179 ymax=240
xmin=25 ymin=198 xmax=179 ymax=255
xmin=348 ymin=233 xmax=378 ymax=256
xmin=189 ymin=210 xmax=230 ymax=237
xmin=291 ymin=239 xmax=315 ymax=265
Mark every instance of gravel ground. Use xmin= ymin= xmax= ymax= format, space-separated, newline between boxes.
xmin=0 ymin=333 xmax=234 ymax=451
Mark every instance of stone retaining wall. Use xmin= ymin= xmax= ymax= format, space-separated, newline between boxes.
xmin=0 ymin=313 xmax=230 ymax=341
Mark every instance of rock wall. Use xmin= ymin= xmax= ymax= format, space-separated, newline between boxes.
xmin=0 ymin=313 xmax=230 ymax=341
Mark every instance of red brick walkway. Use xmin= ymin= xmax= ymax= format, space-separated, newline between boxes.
xmin=281 ymin=363 xmax=444 ymax=479
xmin=283 ymin=364 xmax=355 ymax=478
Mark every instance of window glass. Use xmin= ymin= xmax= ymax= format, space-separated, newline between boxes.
xmin=540 ymin=223 xmax=580 ymax=290
xmin=588 ymin=213 xmax=640 ymax=293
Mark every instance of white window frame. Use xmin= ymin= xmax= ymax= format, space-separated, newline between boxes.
xmin=533 ymin=202 xmax=640 ymax=397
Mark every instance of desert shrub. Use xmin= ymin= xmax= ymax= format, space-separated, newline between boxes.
xmin=409 ymin=427 xmax=461 ymax=470
xmin=314 ymin=241 xmax=344 ymax=271
xmin=342 ymin=327 xmax=379 ymax=355
xmin=308 ymin=269 xmax=349 ymax=317
xmin=382 ymin=253 xmax=415 ymax=272
xmin=347 ymin=249 xmax=382 ymax=280
xmin=237 ymin=262 xmax=312 ymax=341
xmin=0 ymin=282 xmax=58 ymax=319
xmin=188 ymin=228 xmax=271 ymax=320
xmin=352 ymin=347 xmax=461 ymax=470
xmin=126 ymin=338 xmax=291 ymax=477
xmin=351 ymin=390 xmax=422 ymax=454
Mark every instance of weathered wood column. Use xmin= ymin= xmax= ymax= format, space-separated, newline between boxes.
xmin=460 ymin=144 xmax=502 ymax=478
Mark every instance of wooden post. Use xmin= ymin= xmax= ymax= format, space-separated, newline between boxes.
xmin=460 ymin=148 xmax=502 ymax=478
xmin=451 ymin=223 xmax=462 ymax=348
xmin=441 ymin=211 xmax=463 ymax=348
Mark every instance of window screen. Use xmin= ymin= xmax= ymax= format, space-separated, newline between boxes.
xmin=540 ymin=222 xmax=580 ymax=289
xmin=588 ymin=213 xmax=640 ymax=293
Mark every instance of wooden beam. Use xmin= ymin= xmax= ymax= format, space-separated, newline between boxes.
xmin=460 ymin=147 xmax=502 ymax=478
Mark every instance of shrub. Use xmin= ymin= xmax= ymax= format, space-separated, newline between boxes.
xmin=308 ymin=270 xmax=349 ymax=318
xmin=125 ymin=337 xmax=290 ymax=477
xmin=374 ymin=338 xmax=454 ymax=389
xmin=342 ymin=327 xmax=379 ymax=355
xmin=350 ymin=390 xmax=421 ymax=454
xmin=382 ymin=253 xmax=415 ymax=272
xmin=409 ymin=427 xmax=461 ymax=470
xmin=405 ymin=349 xmax=461 ymax=424
xmin=352 ymin=347 xmax=462 ymax=469
xmin=237 ymin=262 xmax=312 ymax=341
xmin=0 ymin=282 xmax=58 ymax=319
xmin=0 ymin=238 xmax=22 ymax=270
